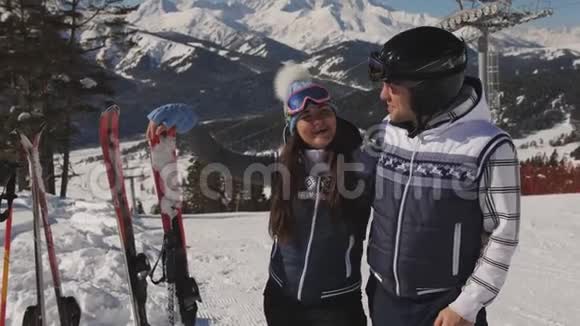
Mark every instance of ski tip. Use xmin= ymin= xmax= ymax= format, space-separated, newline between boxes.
xmin=38 ymin=122 xmax=47 ymax=134
xmin=103 ymin=103 xmax=120 ymax=115
xmin=14 ymin=129 xmax=33 ymax=149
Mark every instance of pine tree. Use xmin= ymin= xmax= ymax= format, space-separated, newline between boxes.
xmin=228 ymin=177 xmax=243 ymax=212
xmin=204 ymin=162 xmax=227 ymax=213
xmin=571 ymin=146 xmax=580 ymax=161
xmin=182 ymin=159 xmax=205 ymax=214
xmin=549 ymin=149 xmax=559 ymax=167
xmin=151 ymin=203 xmax=160 ymax=215
xmin=0 ymin=0 xmax=136 ymax=196
xmin=182 ymin=158 xmax=226 ymax=213
xmin=247 ymin=182 xmax=268 ymax=211
xmin=135 ymin=200 xmax=144 ymax=214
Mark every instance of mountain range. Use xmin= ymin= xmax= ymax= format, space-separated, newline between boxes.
xmin=75 ymin=0 xmax=580 ymax=161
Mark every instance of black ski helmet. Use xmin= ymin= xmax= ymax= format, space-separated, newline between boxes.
xmin=369 ymin=26 xmax=468 ymax=125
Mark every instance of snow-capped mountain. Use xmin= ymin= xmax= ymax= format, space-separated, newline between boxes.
xmin=70 ymin=0 xmax=580 ymax=164
xmin=119 ymin=0 xmax=580 ymax=85
xmin=116 ymin=31 xmax=255 ymax=84
xmin=129 ymin=0 xmax=580 ymax=55
xmin=129 ymin=0 xmax=439 ymax=53
xmin=128 ymin=0 xmax=307 ymax=59
xmin=510 ymin=25 xmax=580 ymax=52
xmin=120 ymin=0 xmax=580 ymax=90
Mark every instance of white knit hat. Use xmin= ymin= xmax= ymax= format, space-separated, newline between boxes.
xmin=273 ymin=62 xmax=334 ymax=135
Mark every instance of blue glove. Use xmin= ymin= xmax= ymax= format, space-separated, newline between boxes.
xmin=147 ymin=103 xmax=199 ymax=134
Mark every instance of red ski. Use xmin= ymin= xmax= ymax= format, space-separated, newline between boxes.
xmin=18 ymin=128 xmax=80 ymax=326
xmin=148 ymin=127 xmax=201 ymax=325
xmin=99 ymin=105 xmax=150 ymax=326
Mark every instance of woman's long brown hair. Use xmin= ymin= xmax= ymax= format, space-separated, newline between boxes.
xmin=269 ymin=133 xmax=353 ymax=243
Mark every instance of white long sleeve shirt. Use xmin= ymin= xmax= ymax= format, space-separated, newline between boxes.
xmin=450 ymin=141 xmax=521 ymax=322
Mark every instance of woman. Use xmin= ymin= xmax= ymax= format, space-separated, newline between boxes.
xmin=146 ymin=63 xmax=375 ymax=326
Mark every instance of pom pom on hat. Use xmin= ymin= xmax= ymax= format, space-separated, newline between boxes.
xmin=273 ymin=62 xmax=335 ymax=137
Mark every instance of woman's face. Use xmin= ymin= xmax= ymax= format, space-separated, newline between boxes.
xmin=295 ymin=104 xmax=337 ymax=149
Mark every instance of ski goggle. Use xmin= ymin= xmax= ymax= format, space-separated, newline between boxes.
xmin=368 ymin=51 xmax=411 ymax=83
xmin=286 ymin=85 xmax=331 ymax=116
xmin=368 ymin=51 xmax=389 ymax=82
xmin=369 ymin=49 xmax=468 ymax=83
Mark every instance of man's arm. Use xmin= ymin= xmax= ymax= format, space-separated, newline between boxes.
xmin=449 ymin=140 xmax=521 ymax=322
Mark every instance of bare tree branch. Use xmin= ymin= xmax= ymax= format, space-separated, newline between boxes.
xmin=77 ymin=8 xmax=102 ymax=26
xmin=80 ymin=42 xmax=105 ymax=53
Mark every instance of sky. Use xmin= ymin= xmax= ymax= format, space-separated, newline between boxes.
xmin=127 ymin=0 xmax=580 ymax=28
xmin=385 ymin=0 xmax=580 ymax=28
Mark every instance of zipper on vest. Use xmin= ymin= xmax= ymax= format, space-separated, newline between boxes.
xmin=345 ymin=235 xmax=355 ymax=278
xmin=297 ymin=177 xmax=322 ymax=301
xmin=393 ymin=138 xmax=420 ymax=297
xmin=452 ymin=222 xmax=462 ymax=276
xmin=271 ymin=237 xmax=278 ymax=259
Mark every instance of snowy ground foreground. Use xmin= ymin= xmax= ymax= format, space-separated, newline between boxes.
xmin=0 ymin=190 xmax=579 ymax=325
xmin=0 ymin=138 xmax=577 ymax=325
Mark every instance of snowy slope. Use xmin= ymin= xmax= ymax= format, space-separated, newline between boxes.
xmin=0 ymin=138 xmax=579 ymax=325
xmin=511 ymin=25 xmax=580 ymax=53
xmin=127 ymin=0 xmax=306 ymax=59
xmin=503 ymin=47 xmax=580 ymax=61
xmin=513 ymin=115 xmax=580 ymax=163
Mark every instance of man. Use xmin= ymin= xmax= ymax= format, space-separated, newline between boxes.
xmin=364 ymin=26 xmax=521 ymax=326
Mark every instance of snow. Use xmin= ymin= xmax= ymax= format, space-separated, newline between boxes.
xmin=503 ymin=47 xmax=580 ymax=65
xmin=1 ymin=11 xmax=14 ymax=23
xmin=80 ymin=78 xmax=97 ymax=89
xmin=513 ymin=116 xmax=580 ymax=163
xmin=128 ymin=5 xmax=255 ymax=56
xmin=487 ymin=193 xmax=580 ymax=325
xmin=126 ymin=0 xmax=580 ymax=58
xmin=110 ymin=0 xmax=580 ymax=85
xmin=0 ymin=138 xmax=579 ymax=325
xmin=55 ymin=74 xmax=71 ymax=83
xmin=510 ymin=25 xmax=580 ymax=53
xmin=128 ymin=0 xmax=440 ymax=54
xmin=150 ymin=136 xmax=183 ymax=218
xmin=119 ymin=33 xmax=197 ymax=73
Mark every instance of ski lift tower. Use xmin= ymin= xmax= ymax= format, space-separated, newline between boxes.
xmin=437 ymin=1 xmax=553 ymax=112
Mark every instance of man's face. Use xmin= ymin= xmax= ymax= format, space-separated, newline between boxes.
xmin=380 ymin=82 xmax=415 ymax=123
